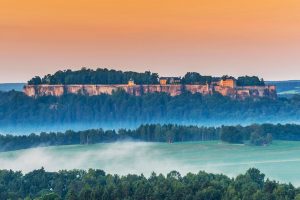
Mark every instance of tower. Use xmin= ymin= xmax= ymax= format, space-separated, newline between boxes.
xmin=128 ymin=78 xmax=135 ymax=86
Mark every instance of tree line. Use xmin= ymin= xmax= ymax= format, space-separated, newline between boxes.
xmin=2 ymin=123 xmax=300 ymax=152
xmin=28 ymin=68 xmax=159 ymax=85
xmin=27 ymin=68 xmax=265 ymax=86
xmin=0 ymin=168 xmax=297 ymax=200
xmin=1 ymin=90 xmax=300 ymax=129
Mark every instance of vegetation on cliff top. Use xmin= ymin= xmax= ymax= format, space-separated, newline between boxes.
xmin=0 ymin=168 xmax=297 ymax=200
xmin=3 ymin=123 xmax=300 ymax=152
xmin=27 ymin=67 xmax=265 ymax=86
xmin=28 ymin=68 xmax=159 ymax=85
xmin=1 ymin=90 xmax=300 ymax=128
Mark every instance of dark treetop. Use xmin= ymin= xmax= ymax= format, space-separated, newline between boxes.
xmin=2 ymin=123 xmax=300 ymax=152
xmin=27 ymin=67 xmax=265 ymax=86
xmin=0 ymin=168 xmax=297 ymax=200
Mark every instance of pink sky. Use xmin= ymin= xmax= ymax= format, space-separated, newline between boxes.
xmin=1 ymin=0 xmax=300 ymax=82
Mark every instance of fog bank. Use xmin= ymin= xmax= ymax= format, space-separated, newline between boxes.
xmin=0 ymin=142 xmax=201 ymax=176
xmin=1 ymin=141 xmax=300 ymax=186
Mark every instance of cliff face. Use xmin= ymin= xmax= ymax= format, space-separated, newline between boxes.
xmin=23 ymin=84 xmax=277 ymax=99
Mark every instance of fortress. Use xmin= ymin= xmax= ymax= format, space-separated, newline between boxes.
xmin=24 ymin=78 xmax=277 ymax=99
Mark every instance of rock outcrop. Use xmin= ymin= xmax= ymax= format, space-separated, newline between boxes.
xmin=23 ymin=84 xmax=277 ymax=99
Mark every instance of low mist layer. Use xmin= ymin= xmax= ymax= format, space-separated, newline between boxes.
xmin=0 ymin=142 xmax=198 ymax=175
xmin=1 ymin=141 xmax=300 ymax=186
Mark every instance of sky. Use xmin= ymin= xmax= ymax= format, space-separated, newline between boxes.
xmin=1 ymin=0 xmax=300 ymax=82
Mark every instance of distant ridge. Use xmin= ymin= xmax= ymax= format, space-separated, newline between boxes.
xmin=267 ymin=80 xmax=300 ymax=83
xmin=267 ymin=80 xmax=300 ymax=96
xmin=0 ymin=83 xmax=25 ymax=92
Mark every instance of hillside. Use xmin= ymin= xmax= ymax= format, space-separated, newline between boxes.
xmin=1 ymin=90 xmax=300 ymax=134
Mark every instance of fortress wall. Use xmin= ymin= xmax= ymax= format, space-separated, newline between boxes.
xmin=66 ymin=85 xmax=130 ymax=96
xmin=24 ymin=85 xmax=65 ymax=97
xmin=236 ymin=89 xmax=251 ymax=100
xmin=23 ymin=84 xmax=277 ymax=99
xmin=66 ymin=85 xmax=84 ymax=95
xmin=88 ymin=85 xmax=119 ymax=95
xmin=142 ymin=85 xmax=162 ymax=94
xmin=139 ymin=85 xmax=208 ymax=96
xmin=23 ymin=85 xmax=36 ymax=97
xmin=268 ymin=85 xmax=276 ymax=91
xmin=214 ymin=86 xmax=236 ymax=97
xmin=240 ymin=86 xmax=277 ymax=98
xmin=44 ymin=85 xmax=64 ymax=96
xmin=238 ymin=86 xmax=269 ymax=90
xmin=161 ymin=85 xmax=182 ymax=96
xmin=185 ymin=85 xmax=211 ymax=95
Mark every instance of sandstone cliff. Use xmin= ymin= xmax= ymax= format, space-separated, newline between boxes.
xmin=23 ymin=84 xmax=277 ymax=99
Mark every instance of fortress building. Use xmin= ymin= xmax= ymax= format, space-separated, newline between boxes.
xmin=23 ymin=78 xmax=277 ymax=100
xmin=159 ymin=78 xmax=167 ymax=85
xmin=219 ymin=79 xmax=236 ymax=88
xmin=128 ymin=78 xmax=135 ymax=86
xmin=159 ymin=77 xmax=181 ymax=85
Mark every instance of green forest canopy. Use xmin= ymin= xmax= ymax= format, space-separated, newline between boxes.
xmin=2 ymin=123 xmax=300 ymax=152
xmin=28 ymin=68 xmax=265 ymax=86
xmin=0 ymin=168 xmax=297 ymax=200
xmin=1 ymin=90 xmax=300 ymax=128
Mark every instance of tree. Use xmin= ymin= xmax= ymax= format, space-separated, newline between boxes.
xmin=246 ymin=168 xmax=265 ymax=188
xmin=0 ymin=90 xmax=292 ymax=129
xmin=79 ymin=185 xmax=93 ymax=200
xmin=0 ymin=168 xmax=299 ymax=199
xmin=27 ymin=68 xmax=160 ymax=85
xmin=237 ymin=76 xmax=265 ymax=86
xmin=65 ymin=189 xmax=78 ymax=200
xmin=220 ymin=126 xmax=243 ymax=144
xmin=39 ymin=193 xmax=61 ymax=200
xmin=28 ymin=76 xmax=42 ymax=85
xmin=182 ymin=72 xmax=212 ymax=84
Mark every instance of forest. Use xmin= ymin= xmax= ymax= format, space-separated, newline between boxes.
xmin=28 ymin=68 xmax=160 ymax=85
xmin=27 ymin=68 xmax=265 ymax=86
xmin=0 ymin=168 xmax=298 ymax=200
xmin=2 ymin=123 xmax=300 ymax=152
xmin=1 ymin=90 xmax=300 ymax=128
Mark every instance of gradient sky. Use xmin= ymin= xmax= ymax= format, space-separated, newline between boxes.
xmin=1 ymin=0 xmax=300 ymax=82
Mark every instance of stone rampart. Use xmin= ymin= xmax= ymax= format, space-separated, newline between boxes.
xmin=23 ymin=84 xmax=277 ymax=99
